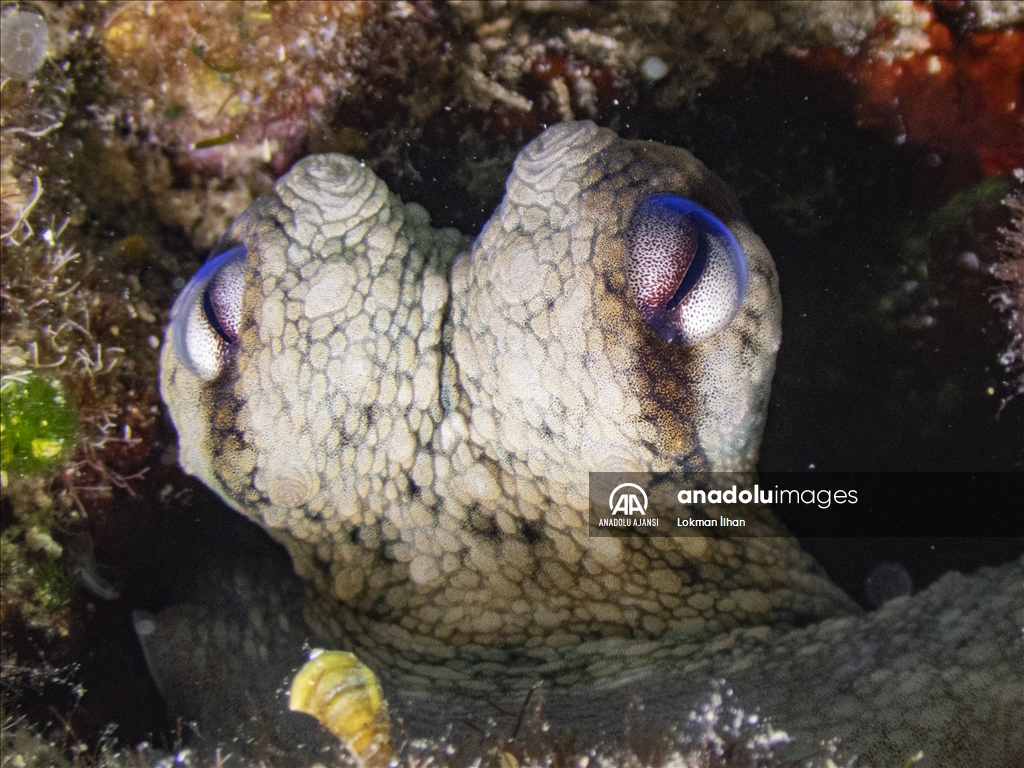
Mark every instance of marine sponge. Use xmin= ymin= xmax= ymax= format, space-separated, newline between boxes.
xmin=0 ymin=5 xmax=49 ymax=80
xmin=0 ymin=374 xmax=77 ymax=477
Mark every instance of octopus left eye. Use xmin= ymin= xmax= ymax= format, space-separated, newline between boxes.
xmin=625 ymin=194 xmax=747 ymax=345
xmin=170 ymin=245 xmax=246 ymax=381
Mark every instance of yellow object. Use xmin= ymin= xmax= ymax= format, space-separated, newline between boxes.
xmin=288 ymin=650 xmax=392 ymax=766
xmin=31 ymin=438 xmax=64 ymax=460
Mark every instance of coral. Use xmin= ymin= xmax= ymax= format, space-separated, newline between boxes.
xmin=800 ymin=1 xmax=1024 ymax=185
xmin=95 ymin=0 xmax=461 ymax=240
xmin=773 ymin=2 xmax=1024 ymax=403
xmin=0 ymin=374 xmax=78 ymax=477
xmin=1 ymin=0 xmax=166 ymax=523
xmin=1 ymin=3 xmax=173 ymax=752
xmin=100 ymin=0 xmax=446 ymax=176
xmin=0 ymin=207 xmax=159 ymax=520
xmin=94 ymin=0 xmax=1024 ymax=232
xmin=0 ymin=511 xmax=75 ymax=635
xmin=0 ymin=475 xmax=82 ymax=744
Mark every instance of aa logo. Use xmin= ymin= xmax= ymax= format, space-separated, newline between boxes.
xmin=609 ymin=483 xmax=648 ymax=516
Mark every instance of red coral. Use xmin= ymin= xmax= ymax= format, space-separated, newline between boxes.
xmin=804 ymin=5 xmax=1023 ymax=181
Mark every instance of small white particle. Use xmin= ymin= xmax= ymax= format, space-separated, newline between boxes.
xmin=960 ymin=251 xmax=980 ymax=270
xmin=641 ymin=56 xmax=669 ymax=82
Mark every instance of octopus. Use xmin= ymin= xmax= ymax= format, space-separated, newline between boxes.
xmin=151 ymin=121 xmax=1023 ymax=766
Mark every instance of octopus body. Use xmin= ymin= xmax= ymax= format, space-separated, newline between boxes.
xmin=154 ymin=122 xmax=1023 ymax=766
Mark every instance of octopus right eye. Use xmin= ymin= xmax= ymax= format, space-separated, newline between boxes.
xmin=171 ymin=245 xmax=246 ymax=381
xmin=625 ymin=194 xmax=747 ymax=346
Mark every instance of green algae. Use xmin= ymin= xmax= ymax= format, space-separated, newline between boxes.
xmin=1 ymin=374 xmax=78 ymax=477
xmin=929 ymin=175 xmax=1013 ymax=235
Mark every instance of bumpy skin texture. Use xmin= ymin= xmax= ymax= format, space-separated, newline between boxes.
xmin=158 ymin=123 xmax=1023 ymax=765
xmin=161 ymin=121 xmax=854 ymax=653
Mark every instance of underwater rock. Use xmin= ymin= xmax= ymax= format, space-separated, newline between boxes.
xmin=96 ymin=0 xmax=1024 ymax=192
xmin=993 ymin=187 xmax=1024 ymax=402
xmin=100 ymin=0 xmax=447 ymax=177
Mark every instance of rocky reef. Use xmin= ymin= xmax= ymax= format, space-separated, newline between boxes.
xmin=994 ymin=184 xmax=1024 ymax=402
xmin=2 ymin=1 xmax=1022 ymax=766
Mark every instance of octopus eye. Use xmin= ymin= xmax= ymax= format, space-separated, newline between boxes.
xmin=625 ymin=194 xmax=747 ymax=345
xmin=170 ymin=245 xmax=246 ymax=381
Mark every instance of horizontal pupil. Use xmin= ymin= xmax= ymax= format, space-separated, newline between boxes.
xmin=665 ymin=230 xmax=708 ymax=312
xmin=203 ymin=287 xmax=234 ymax=344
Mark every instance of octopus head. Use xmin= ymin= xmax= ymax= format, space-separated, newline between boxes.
xmin=159 ymin=122 xmax=796 ymax=651
xmin=451 ymin=121 xmax=780 ymax=477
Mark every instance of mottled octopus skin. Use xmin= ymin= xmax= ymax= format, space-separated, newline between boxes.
xmin=158 ymin=122 xmax=1023 ymax=765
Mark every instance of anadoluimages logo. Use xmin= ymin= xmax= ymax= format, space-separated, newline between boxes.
xmin=608 ymin=483 xmax=648 ymax=516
